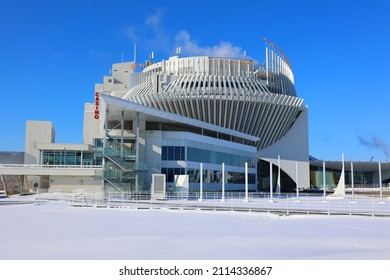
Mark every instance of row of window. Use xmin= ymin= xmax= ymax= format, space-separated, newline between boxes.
xmin=162 ymin=146 xmax=185 ymax=161
xmin=161 ymin=168 xmax=186 ymax=183
xmin=161 ymin=167 xmax=256 ymax=184
xmin=187 ymin=147 xmax=256 ymax=168
xmin=178 ymin=80 xmax=260 ymax=91
xmin=162 ymin=146 xmax=256 ymax=168
xmin=42 ymin=150 xmax=94 ymax=166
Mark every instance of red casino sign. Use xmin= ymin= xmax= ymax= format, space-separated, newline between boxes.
xmin=94 ymin=92 xmax=100 ymax=119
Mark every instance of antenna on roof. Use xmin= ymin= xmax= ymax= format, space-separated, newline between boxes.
xmin=146 ymin=51 xmax=155 ymax=67
xmin=175 ymin=46 xmax=181 ymax=56
xmin=243 ymin=50 xmax=247 ymax=58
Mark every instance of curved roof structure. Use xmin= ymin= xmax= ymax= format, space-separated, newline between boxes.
xmin=123 ymin=43 xmax=303 ymax=150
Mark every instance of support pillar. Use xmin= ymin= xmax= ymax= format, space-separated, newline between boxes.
xmin=221 ymin=162 xmax=225 ymax=202
xmin=351 ymin=162 xmax=355 ymax=203
xmin=323 ymin=161 xmax=327 ymax=201
xmin=379 ymin=162 xmax=383 ymax=203
xmin=244 ymin=162 xmax=249 ymax=202
xmin=276 ymin=155 xmax=281 ymax=195
xmin=295 ymin=161 xmax=300 ymax=202
xmin=199 ymin=162 xmax=203 ymax=201
xmin=135 ymin=111 xmax=140 ymax=192
xmin=269 ymin=161 xmax=273 ymax=202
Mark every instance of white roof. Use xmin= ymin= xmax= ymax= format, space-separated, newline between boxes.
xmin=101 ymin=94 xmax=260 ymax=143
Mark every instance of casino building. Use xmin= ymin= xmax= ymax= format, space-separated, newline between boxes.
xmin=83 ymin=39 xmax=309 ymax=195
xmin=0 ymin=40 xmax=331 ymax=196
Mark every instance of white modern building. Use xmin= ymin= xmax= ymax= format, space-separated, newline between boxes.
xmin=2 ymin=40 xmax=387 ymax=197
xmin=83 ymin=39 xmax=309 ymax=194
xmin=0 ymin=121 xmax=102 ymax=194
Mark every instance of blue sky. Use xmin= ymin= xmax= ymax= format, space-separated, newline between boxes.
xmin=0 ymin=0 xmax=389 ymax=162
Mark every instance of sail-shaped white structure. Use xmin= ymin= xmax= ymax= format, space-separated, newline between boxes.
xmin=331 ymin=153 xmax=346 ymax=198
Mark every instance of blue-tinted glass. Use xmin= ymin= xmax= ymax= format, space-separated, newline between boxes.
xmin=162 ymin=146 xmax=167 ymax=160
xmin=161 ymin=168 xmax=167 ymax=182
xmin=174 ymin=146 xmax=181 ymax=160
xmin=168 ymin=146 xmax=174 ymax=160
xmin=168 ymin=168 xmax=174 ymax=182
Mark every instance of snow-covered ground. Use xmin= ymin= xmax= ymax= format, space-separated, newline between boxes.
xmin=1 ymin=195 xmax=390 ymax=260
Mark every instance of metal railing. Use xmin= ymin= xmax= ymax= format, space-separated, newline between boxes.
xmin=32 ymin=191 xmax=390 ymax=217
xmin=104 ymin=147 xmax=136 ymax=159
xmin=346 ymin=184 xmax=390 ymax=189
xmin=105 ymin=155 xmax=148 ymax=171
xmin=0 ymin=164 xmax=102 ymax=169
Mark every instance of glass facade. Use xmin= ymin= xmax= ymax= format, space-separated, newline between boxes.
xmin=161 ymin=168 xmax=186 ymax=182
xmin=257 ymin=159 xmax=296 ymax=192
xmin=187 ymin=168 xmax=255 ymax=184
xmin=162 ymin=146 xmax=185 ymax=161
xmin=42 ymin=150 xmax=94 ymax=166
xmin=161 ymin=145 xmax=256 ymax=168
xmin=102 ymin=133 xmax=148 ymax=192
xmin=187 ymin=147 xmax=255 ymax=167
xmin=310 ymin=166 xmax=374 ymax=189
xmin=93 ymin=138 xmax=103 ymax=148
xmin=161 ymin=145 xmax=257 ymax=191
xmin=346 ymin=171 xmax=373 ymax=186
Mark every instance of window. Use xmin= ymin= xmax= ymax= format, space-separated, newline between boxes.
xmin=83 ymin=153 xmax=94 ymax=160
xmin=162 ymin=146 xmax=167 ymax=160
xmin=93 ymin=138 xmax=103 ymax=148
xmin=187 ymin=147 xmax=255 ymax=167
xmin=174 ymin=146 xmax=181 ymax=160
xmin=161 ymin=146 xmax=186 ymax=161
xmin=161 ymin=168 xmax=185 ymax=182
xmin=168 ymin=146 xmax=174 ymax=160
xmin=42 ymin=150 xmax=90 ymax=166
xmin=186 ymin=168 xmax=256 ymax=185
xmin=227 ymin=172 xmax=256 ymax=184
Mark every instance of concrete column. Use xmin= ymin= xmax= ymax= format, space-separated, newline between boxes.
xmin=244 ymin=162 xmax=248 ymax=202
xmin=296 ymin=161 xmax=299 ymax=201
xmin=221 ymin=162 xmax=225 ymax=202
xmin=323 ymin=161 xmax=327 ymax=201
xmin=351 ymin=162 xmax=355 ymax=202
xmin=269 ymin=161 xmax=273 ymax=202
xmin=199 ymin=163 xmax=203 ymax=201
xmin=135 ymin=112 xmax=140 ymax=192
xmin=379 ymin=162 xmax=383 ymax=202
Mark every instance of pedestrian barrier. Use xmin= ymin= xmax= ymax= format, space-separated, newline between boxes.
xmin=32 ymin=191 xmax=390 ymax=217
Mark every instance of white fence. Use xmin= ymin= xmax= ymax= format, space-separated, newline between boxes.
xmin=33 ymin=191 xmax=390 ymax=217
